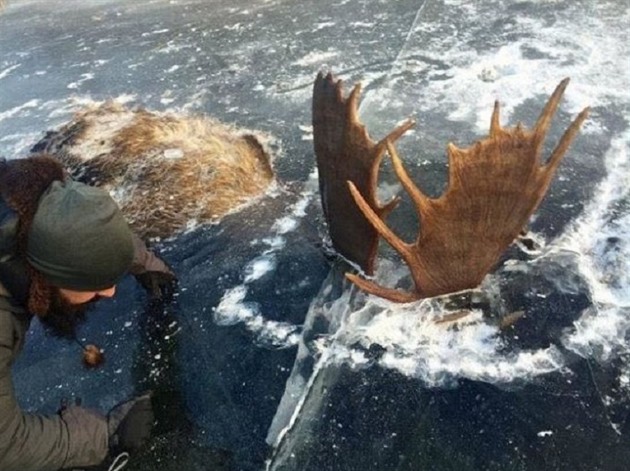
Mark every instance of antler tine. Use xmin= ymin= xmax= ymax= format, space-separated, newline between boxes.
xmin=316 ymin=71 xmax=329 ymax=88
xmin=347 ymin=180 xmax=412 ymax=262
xmin=383 ymin=119 xmax=416 ymax=144
xmin=542 ymin=106 xmax=590 ymax=177
xmin=345 ymin=273 xmax=421 ymax=303
xmin=387 ymin=140 xmax=433 ymax=220
xmin=334 ymin=75 xmax=346 ymax=103
xmin=347 ymin=83 xmax=363 ymax=123
xmin=312 ymin=71 xmax=416 ymax=275
xmin=532 ymin=78 xmax=570 ymax=150
xmin=315 ymin=71 xmax=345 ymax=104
xmin=370 ymin=120 xmax=416 ymax=196
xmin=490 ymin=100 xmax=501 ymax=137
xmin=318 ymin=75 xmax=588 ymax=303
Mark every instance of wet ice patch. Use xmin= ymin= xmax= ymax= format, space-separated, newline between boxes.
xmin=307 ymin=262 xmax=566 ymax=387
xmin=347 ymin=303 xmax=565 ymax=385
xmin=271 ymin=183 xmax=314 ymax=235
xmin=213 ymin=171 xmax=319 ymax=347
xmin=376 ymin=180 xmax=402 ymax=205
xmin=565 ymin=306 xmax=630 ymax=361
xmin=558 ymin=133 xmax=630 ymax=306
xmin=558 ymin=133 xmax=630 ymax=364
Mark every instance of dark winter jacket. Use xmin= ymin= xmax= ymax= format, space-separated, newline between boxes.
xmin=0 ymin=197 xmax=170 ymax=471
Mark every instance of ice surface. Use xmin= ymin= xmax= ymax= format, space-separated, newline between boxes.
xmin=1 ymin=0 xmax=629 ymax=469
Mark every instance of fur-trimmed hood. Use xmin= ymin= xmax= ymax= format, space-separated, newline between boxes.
xmin=0 ymin=155 xmax=66 ymax=306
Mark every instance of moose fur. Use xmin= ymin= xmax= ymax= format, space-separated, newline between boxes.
xmin=32 ymin=102 xmax=275 ymax=240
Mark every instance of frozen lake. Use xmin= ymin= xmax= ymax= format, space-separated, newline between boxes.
xmin=1 ymin=0 xmax=629 ymax=469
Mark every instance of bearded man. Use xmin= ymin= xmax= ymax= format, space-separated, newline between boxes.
xmin=0 ymin=154 xmax=176 ymax=470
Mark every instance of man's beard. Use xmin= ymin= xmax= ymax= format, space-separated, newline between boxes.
xmin=38 ymin=289 xmax=98 ymax=339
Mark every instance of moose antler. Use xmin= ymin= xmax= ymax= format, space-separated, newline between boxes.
xmin=312 ymin=72 xmax=414 ymax=274
xmin=344 ymin=78 xmax=589 ymax=302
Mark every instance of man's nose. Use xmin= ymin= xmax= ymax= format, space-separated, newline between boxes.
xmin=97 ymin=286 xmax=116 ymax=298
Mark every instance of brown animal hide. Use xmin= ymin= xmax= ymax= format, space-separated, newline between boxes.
xmin=33 ymin=102 xmax=275 ymax=240
xmin=313 ymin=73 xmax=589 ymax=302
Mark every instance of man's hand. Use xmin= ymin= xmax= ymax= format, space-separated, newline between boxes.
xmin=135 ymin=270 xmax=177 ymax=301
xmin=129 ymin=234 xmax=177 ymax=301
xmin=107 ymin=393 xmax=154 ymax=453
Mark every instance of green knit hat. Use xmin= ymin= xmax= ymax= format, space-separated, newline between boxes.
xmin=26 ymin=180 xmax=134 ymax=291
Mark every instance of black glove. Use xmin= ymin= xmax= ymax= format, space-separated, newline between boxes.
xmin=135 ymin=270 xmax=177 ymax=301
xmin=108 ymin=393 xmax=154 ymax=453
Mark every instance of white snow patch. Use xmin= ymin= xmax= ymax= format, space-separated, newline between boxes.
xmin=293 ymin=51 xmax=338 ymax=67
xmin=67 ymin=73 xmax=95 ymax=90
xmin=0 ymin=99 xmax=39 ymax=122
xmin=214 ymin=286 xmax=300 ymax=348
xmin=0 ymin=63 xmax=21 ymax=80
